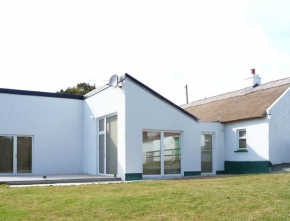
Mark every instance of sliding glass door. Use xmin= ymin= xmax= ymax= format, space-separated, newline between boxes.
xmin=0 ymin=136 xmax=32 ymax=174
xmin=142 ymin=131 xmax=181 ymax=176
xmin=0 ymin=136 xmax=13 ymax=173
xmin=164 ymin=132 xmax=181 ymax=174
xmin=142 ymin=131 xmax=161 ymax=175
xmin=17 ymin=137 xmax=32 ymax=173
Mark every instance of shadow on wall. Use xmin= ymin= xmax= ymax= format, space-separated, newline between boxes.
xmin=269 ymin=126 xmax=290 ymax=165
xmin=224 ymin=144 xmax=272 ymax=175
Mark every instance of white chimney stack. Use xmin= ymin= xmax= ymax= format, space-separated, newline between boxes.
xmin=250 ymin=69 xmax=261 ymax=87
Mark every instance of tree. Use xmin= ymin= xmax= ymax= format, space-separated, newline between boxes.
xmin=57 ymin=83 xmax=96 ymax=95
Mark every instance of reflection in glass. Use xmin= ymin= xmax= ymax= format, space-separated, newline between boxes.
xmin=17 ymin=137 xmax=32 ymax=173
xmin=106 ymin=115 xmax=118 ymax=175
xmin=201 ymin=134 xmax=212 ymax=173
xmin=142 ymin=131 xmax=161 ymax=175
xmin=239 ymin=130 xmax=246 ymax=149
xmin=239 ymin=139 xmax=246 ymax=149
xmin=99 ymin=119 xmax=105 ymax=132
xmin=239 ymin=131 xmax=246 ymax=138
xmin=99 ymin=134 xmax=105 ymax=173
xmin=164 ymin=132 xmax=181 ymax=174
xmin=0 ymin=136 xmax=13 ymax=173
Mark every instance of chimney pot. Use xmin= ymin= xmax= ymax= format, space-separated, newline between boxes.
xmin=251 ymin=69 xmax=255 ymax=75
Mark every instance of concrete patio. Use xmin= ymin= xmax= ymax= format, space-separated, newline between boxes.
xmin=0 ymin=174 xmax=121 ymax=185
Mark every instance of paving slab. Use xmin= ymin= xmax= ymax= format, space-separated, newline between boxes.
xmin=0 ymin=174 xmax=121 ymax=185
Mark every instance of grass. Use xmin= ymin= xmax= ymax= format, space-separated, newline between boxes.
xmin=1 ymin=173 xmax=290 ymax=220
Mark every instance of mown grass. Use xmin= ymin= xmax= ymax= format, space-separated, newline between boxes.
xmin=1 ymin=173 xmax=290 ymax=220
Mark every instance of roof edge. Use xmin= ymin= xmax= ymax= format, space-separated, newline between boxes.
xmin=124 ymin=74 xmax=199 ymax=121
xmin=267 ymin=85 xmax=290 ymax=114
xmin=0 ymin=88 xmax=84 ymax=100
xmin=182 ymin=77 xmax=290 ymax=109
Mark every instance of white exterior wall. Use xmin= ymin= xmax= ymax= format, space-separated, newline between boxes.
xmin=198 ymin=122 xmax=225 ymax=172
xmin=82 ymin=86 xmax=126 ymax=179
xmin=0 ymin=93 xmax=83 ymax=174
xmin=268 ymin=87 xmax=290 ymax=164
xmin=124 ymin=78 xmax=224 ymax=176
xmin=224 ymin=118 xmax=269 ymax=161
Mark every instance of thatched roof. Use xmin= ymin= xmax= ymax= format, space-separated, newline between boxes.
xmin=181 ymin=77 xmax=290 ymax=123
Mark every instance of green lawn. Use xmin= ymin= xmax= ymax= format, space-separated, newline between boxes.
xmin=1 ymin=173 xmax=290 ymax=220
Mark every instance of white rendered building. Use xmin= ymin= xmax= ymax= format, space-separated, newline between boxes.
xmin=1 ymin=71 xmax=290 ymax=180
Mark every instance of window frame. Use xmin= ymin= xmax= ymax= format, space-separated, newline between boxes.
xmin=97 ymin=113 xmax=118 ymax=176
xmin=237 ymin=129 xmax=247 ymax=149
xmin=142 ymin=130 xmax=182 ymax=177
xmin=0 ymin=134 xmax=33 ymax=174
xmin=201 ymin=133 xmax=214 ymax=174
xmin=201 ymin=134 xmax=212 ymax=152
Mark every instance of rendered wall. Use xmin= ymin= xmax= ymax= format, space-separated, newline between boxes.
xmin=0 ymin=93 xmax=83 ymax=174
xmin=224 ymin=118 xmax=269 ymax=162
xmin=82 ymin=86 xmax=126 ymax=179
xmin=124 ymin=78 xmax=224 ymax=178
xmin=268 ymin=87 xmax=290 ymax=164
xmin=198 ymin=121 xmax=225 ymax=172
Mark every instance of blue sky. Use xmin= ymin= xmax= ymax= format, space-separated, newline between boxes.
xmin=0 ymin=0 xmax=289 ymax=105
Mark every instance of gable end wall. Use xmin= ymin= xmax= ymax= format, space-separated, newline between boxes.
xmin=268 ymin=87 xmax=290 ymax=164
xmin=124 ymin=78 xmax=224 ymax=176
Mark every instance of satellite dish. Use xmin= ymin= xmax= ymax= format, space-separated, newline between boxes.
xmin=109 ymin=74 xmax=119 ymax=88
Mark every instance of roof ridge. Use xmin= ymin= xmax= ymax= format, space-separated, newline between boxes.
xmin=182 ymin=76 xmax=290 ymax=108
xmin=187 ymin=82 xmax=290 ymax=108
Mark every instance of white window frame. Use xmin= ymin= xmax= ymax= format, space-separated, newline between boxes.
xmin=98 ymin=118 xmax=106 ymax=175
xmin=201 ymin=132 xmax=215 ymax=174
xmin=142 ymin=130 xmax=182 ymax=178
xmin=237 ymin=129 xmax=247 ymax=149
xmin=97 ymin=113 xmax=118 ymax=176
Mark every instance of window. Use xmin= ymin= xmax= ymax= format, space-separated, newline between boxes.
xmin=142 ymin=131 xmax=161 ymax=175
xmin=0 ymin=135 xmax=32 ymax=174
xmin=238 ymin=130 xmax=246 ymax=149
xmin=98 ymin=115 xmax=118 ymax=175
xmin=142 ymin=131 xmax=181 ymax=175
xmin=201 ymin=134 xmax=212 ymax=151
xmin=201 ymin=134 xmax=213 ymax=173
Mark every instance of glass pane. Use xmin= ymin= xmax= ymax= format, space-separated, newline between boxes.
xmin=203 ymin=134 xmax=212 ymax=151
xmin=99 ymin=119 xmax=104 ymax=132
xmin=99 ymin=134 xmax=105 ymax=173
xmin=142 ymin=131 xmax=161 ymax=175
xmin=239 ymin=139 xmax=246 ymax=149
xmin=239 ymin=130 xmax=246 ymax=138
xmin=106 ymin=115 xmax=118 ymax=175
xmin=164 ymin=132 xmax=181 ymax=174
xmin=201 ymin=134 xmax=212 ymax=173
xmin=0 ymin=136 xmax=13 ymax=173
xmin=17 ymin=137 xmax=32 ymax=173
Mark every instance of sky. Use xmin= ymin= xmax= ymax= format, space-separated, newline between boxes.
xmin=0 ymin=0 xmax=290 ymax=105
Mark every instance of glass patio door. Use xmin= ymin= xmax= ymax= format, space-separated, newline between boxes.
xmin=201 ymin=134 xmax=212 ymax=173
xmin=0 ymin=136 xmax=32 ymax=174
xmin=0 ymin=136 xmax=13 ymax=174
xmin=98 ymin=115 xmax=118 ymax=175
xmin=142 ymin=131 xmax=181 ymax=176
xmin=17 ymin=137 xmax=32 ymax=173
